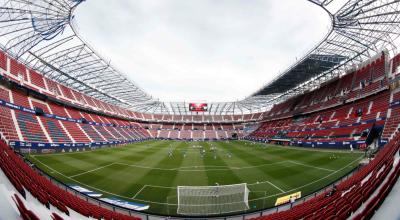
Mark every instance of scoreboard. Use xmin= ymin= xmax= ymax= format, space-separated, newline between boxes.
xmin=189 ymin=103 xmax=208 ymax=112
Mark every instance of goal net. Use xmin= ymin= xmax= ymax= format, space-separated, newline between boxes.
xmin=177 ymin=183 xmax=250 ymax=215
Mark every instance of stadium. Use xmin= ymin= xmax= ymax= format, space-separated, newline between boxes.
xmin=0 ymin=0 xmax=399 ymax=219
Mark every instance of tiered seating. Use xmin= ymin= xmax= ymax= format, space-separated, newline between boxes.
xmin=360 ymin=80 xmax=381 ymax=97
xmin=29 ymin=70 xmax=47 ymax=90
xmin=81 ymin=94 xmax=97 ymax=108
xmin=266 ymin=54 xmax=388 ymax=120
xmin=49 ymin=103 xmax=149 ymax=143
xmin=15 ymin=111 xmax=48 ymax=142
xmin=392 ymin=53 xmax=400 ymax=74
xmin=149 ymin=130 xmax=158 ymax=138
xmin=249 ymin=52 xmax=391 ymax=145
xmin=10 ymin=91 xmax=50 ymax=142
xmin=107 ymin=111 xmax=256 ymax=124
xmin=163 ymin=124 xmax=173 ymax=130
xmin=0 ymin=88 xmax=19 ymax=141
xmin=45 ymin=79 xmax=62 ymax=96
xmin=169 ymin=130 xmax=179 ymax=139
xmin=172 ymin=115 xmax=183 ymax=121
xmin=192 ymin=130 xmax=204 ymax=140
xmin=233 ymin=115 xmax=243 ymax=121
xmin=71 ymin=90 xmax=86 ymax=105
xmin=393 ymin=92 xmax=400 ymax=103
xmin=59 ymin=84 xmax=75 ymax=100
xmin=353 ymin=156 xmax=400 ymax=219
xmin=249 ymin=132 xmax=400 ymax=220
xmin=158 ymin=130 xmax=169 ymax=139
xmin=153 ymin=114 xmax=162 ymax=120
xmin=353 ymin=65 xmax=372 ymax=89
xmin=9 ymin=58 xmax=26 ymax=79
xmin=32 ymin=101 xmax=72 ymax=143
xmin=96 ymin=126 xmax=118 ymax=141
xmin=80 ymin=112 xmax=114 ymax=141
xmin=90 ymin=114 xmax=107 ymax=124
xmin=49 ymin=104 xmax=91 ymax=143
xmin=183 ymin=115 xmax=192 ymax=122
xmin=128 ymin=126 xmax=149 ymax=140
xmin=0 ymin=141 xmax=141 ymax=220
xmin=382 ymin=93 xmax=400 ymax=140
xmin=250 ymin=90 xmax=390 ymax=145
xmin=373 ymin=54 xmax=386 ymax=78
xmin=93 ymin=99 xmax=103 ymax=110
xmin=113 ymin=126 xmax=131 ymax=140
xmin=216 ymin=130 xmax=228 ymax=139
xmin=205 ymin=130 xmax=217 ymax=139
xmin=80 ymin=123 xmax=105 ymax=142
xmin=0 ymin=49 xmax=332 ymax=125
xmin=132 ymin=127 xmax=150 ymax=139
xmin=183 ymin=124 xmax=192 ymax=130
xmin=180 ymin=130 xmax=191 ymax=139
xmin=11 ymin=90 xmax=31 ymax=108
xmin=150 ymin=121 xmax=241 ymax=140
xmin=193 ymin=115 xmax=202 ymax=122
xmin=163 ymin=115 xmax=172 ymax=121
xmin=13 ymin=194 xmax=40 ymax=220
xmin=369 ymin=91 xmax=390 ymax=118
xmin=0 ymin=50 xmax=7 ymax=71
xmin=193 ymin=124 xmax=203 ymax=130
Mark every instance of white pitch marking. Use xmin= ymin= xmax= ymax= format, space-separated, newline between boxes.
xmin=247 ymin=155 xmax=364 ymax=201
xmin=131 ymin=185 xmax=147 ymax=199
xmin=143 ymin=185 xmax=176 ymax=189
xmin=29 ymin=153 xmax=363 ymax=206
xmin=68 ymin=162 xmax=116 ymax=178
xmin=247 ymin=180 xmax=286 ymax=192
xmin=266 ymin=181 xmax=286 ymax=193
xmin=29 ymin=156 xmax=172 ymax=205
xmin=288 ymin=160 xmax=335 ymax=172
xmin=113 ymin=161 xmax=288 ymax=172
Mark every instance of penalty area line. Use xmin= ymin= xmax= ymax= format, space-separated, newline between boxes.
xmin=266 ymin=181 xmax=286 ymax=193
xmin=27 ymin=153 xmax=364 ymax=206
xmin=131 ymin=185 xmax=147 ymax=199
xmin=68 ymin=162 xmax=116 ymax=178
xmin=29 ymin=156 xmax=172 ymax=205
xmin=288 ymin=160 xmax=335 ymax=172
xmin=248 ymin=155 xmax=364 ymax=202
xmin=248 ymin=180 xmax=286 ymax=193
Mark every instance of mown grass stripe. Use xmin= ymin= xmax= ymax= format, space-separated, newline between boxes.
xmin=25 ymin=140 xmax=364 ymax=216
xmin=131 ymin=141 xmax=186 ymax=201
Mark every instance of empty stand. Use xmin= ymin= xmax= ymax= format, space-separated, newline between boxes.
xmin=0 ymin=87 xmax=19 ymax=141
xmin=29 ymin=70 xmax=47 ymax=90
xmin=249 ymin=132 xmax=400 ymax=220
xmin=32 ymin=101 xmax=72 ymax=143
xmin=15 ymin=111 xmax=48 ymax=142
xmin=0 ymin=141 xmax=141 ymax=220
xmin=0 ymin=50 xmax=7 ymax=71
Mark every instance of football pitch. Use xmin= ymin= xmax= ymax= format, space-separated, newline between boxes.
xmin=25 ymin=140 xmax=364 ymax=216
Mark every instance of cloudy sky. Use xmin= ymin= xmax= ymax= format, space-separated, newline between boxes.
xmin=74 ymin=0 xmax=331 ymax=102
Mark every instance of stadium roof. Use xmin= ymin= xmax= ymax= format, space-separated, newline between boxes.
xmin=1 ymin=0 xmax=400 ymax=115
xmin=252 ymin=54 xmax=347 ymax=96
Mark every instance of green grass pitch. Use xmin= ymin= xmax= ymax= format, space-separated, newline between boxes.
xmin=25 ymin=140 xmax=364 ymax=216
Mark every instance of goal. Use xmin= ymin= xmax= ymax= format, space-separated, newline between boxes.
xmin=177 ymin=183 xmax=250 ymax=215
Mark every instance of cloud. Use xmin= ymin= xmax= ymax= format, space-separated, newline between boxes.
xmin=74 ymin=0 xmax=330 ymax=102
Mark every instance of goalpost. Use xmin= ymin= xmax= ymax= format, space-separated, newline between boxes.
xmin=177 ymin=183 xmax=250 ymax=216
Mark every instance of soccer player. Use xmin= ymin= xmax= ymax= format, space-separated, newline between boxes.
xmin=215 ymin=183 xmax=220 ymax=198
